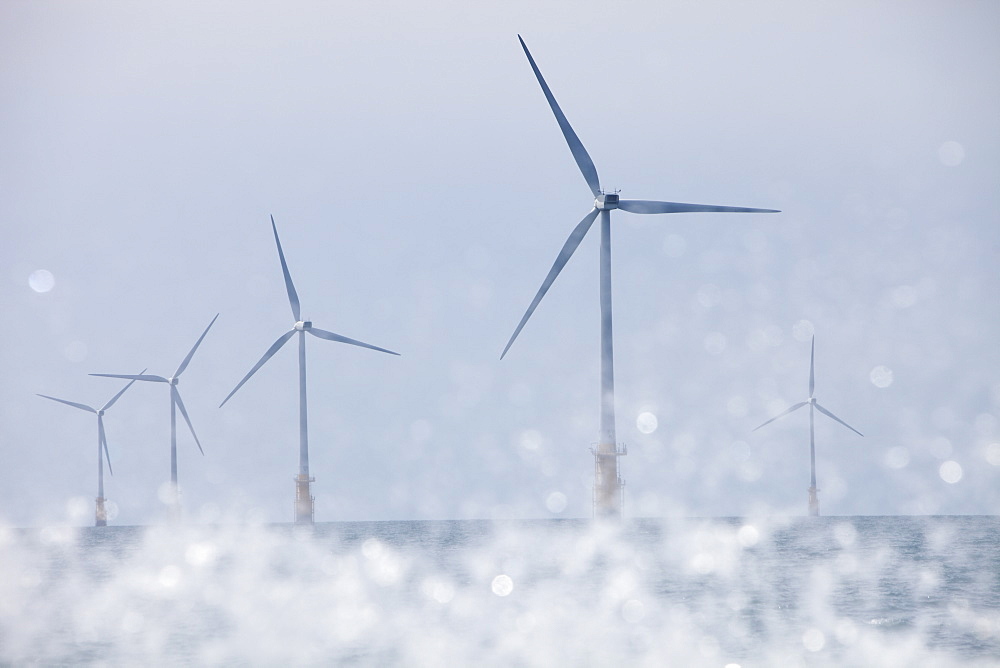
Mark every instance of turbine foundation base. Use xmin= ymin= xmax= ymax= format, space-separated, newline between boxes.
xmin=808 ymin=486 xmax=820 ymax=516
xmin=294 ymin=474 xmax=315 ymax=524
xmin=591 ymin=442 xmax=626 ymax=518
xmin=95 ymin=496 xmax=107 ymax=527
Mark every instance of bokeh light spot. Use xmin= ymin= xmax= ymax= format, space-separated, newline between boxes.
xmin=737 ymin=525 xmax=759 ymax=547
xmin=491 ymin=574 xmax=513 ymax=597
xmin=159 ymin=565 xmax=181 ymax=588
xmin=636 ymin=411 xmax=658 ymax=434
xmin=545 ymin=491 xmax=567 ymax=513
xmin=792 ymin=320 xmax=815 ymax=342
xmin=29 ymin=269 xmax=55 ymax=293
xmin=870 ymin=365 xmax=893 ymax=388
xmin=939 ymin=460 xmax=963 ymax=484
xmin=519 ymin=429 xmax=543 ymax=451
xmin=884 ymin=446 xmax=910 ymax=469
xmin=726 ymin=396 xmax=748 ymax=418
xmin=802 ymin=628 xmax=825 ymax=652
xmin=66 ymin=496 xmax=89 ymax=521
xmin=622 ymin=599 xmax=645 ymax=623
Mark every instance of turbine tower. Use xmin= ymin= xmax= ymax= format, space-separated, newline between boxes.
xmin=92 ymin=314 xmax=218 ymax=519
xmin=220 ymin=216 xmax=399 ymax=524
xmin=503 ymin=36 xmax=780 ymax=518
xmin=753 ymin=336 xmax=863 ymax=516
xmin=37 ymin=373 xmax=142 ymax=526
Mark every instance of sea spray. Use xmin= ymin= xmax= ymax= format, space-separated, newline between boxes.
xmin=1 ymin=517 xmax=997 ymax=665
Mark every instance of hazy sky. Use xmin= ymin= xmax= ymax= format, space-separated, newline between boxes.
xmin=2 ymin=1 xmax=998 ymax=526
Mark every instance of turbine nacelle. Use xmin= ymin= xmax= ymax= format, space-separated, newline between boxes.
xmin=595 ymin=193 xmax=619 ymax=210
xmin=294 ymin=320 xmax=313 ymax=331
xmin=169 ymin=377 xmax=179 ymax=386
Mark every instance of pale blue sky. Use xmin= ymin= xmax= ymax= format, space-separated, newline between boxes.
xmin=2 ymin=1 xmax=998 ymax=525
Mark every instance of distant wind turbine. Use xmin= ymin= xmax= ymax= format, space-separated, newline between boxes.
xmin=37 ymin=373 xmax=143 ymax=526
xmin=220 ymin=216 xmax=399 ymax=524
xmin=92 ymin=314 xmax=218 ymax=518
xmin=753 ymin=336 xmax=863 ymax=516
xmin=503 ymin=36 xmax=780 ymax=518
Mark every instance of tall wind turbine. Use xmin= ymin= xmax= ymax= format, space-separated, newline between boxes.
xmin=503 ymin=36 xmax=780 ymax=518
xmin=220 ymin=216 xmax=399 ymax=524
xmin=37 ymin=373 xmax=142 ymax=526
xmin=753 ymin=336 xmax=863 ymax=516
xmin=92 ymin=314 xmax=218 ymax=518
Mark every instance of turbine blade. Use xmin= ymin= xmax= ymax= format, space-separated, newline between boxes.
xmin=37 ymin=394 xmax=96 ymax=414
xmin=618 ymin=200 xmax=781 ymax=215
xmin=175 ymin=313 xmax=219 ymax=377
xmin=219 ymin=330 xmax=296 ymax=407
xmin=271 ymin=215 xmax=301 ymax=322
xmin=100 ymin=368 xmax=146 ymax=411
xmin=308 ymin=328 xmax=400 ymax=356
xmin=172 ymin=386 xmax=204 ymax=455
xmin=518 ymin=35 xmax=601 ymax=197
xmin=809 ymin=336 xmax=815 ymax=397
xmin=98 ymin=415 xmax=113 ymax=477
xmin=752 ymin=401 xmax=809 ymax=432
xmin=90 ymin=374 xmax=168 ymax=383
xmin=814 ymin=402 xmax=863 ymax=437
xmin=501 ymin=208 xmax=600 ymax=359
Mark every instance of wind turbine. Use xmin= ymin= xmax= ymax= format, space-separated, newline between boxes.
xmin=91 ymin=314 xmax=218 ymax=518
xmin=220 ymin=216 xmax=399 ymax=524
xmin=503 ymin=36 xmax=780 ymax=518
xmin=753 ymin=336 xmax=863 ymax=516
xmin=37 ymin=373 xmax=142 ymax=526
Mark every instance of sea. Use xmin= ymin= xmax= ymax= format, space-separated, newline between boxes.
xmin=1 ymin=516 xmax=998 ymax=666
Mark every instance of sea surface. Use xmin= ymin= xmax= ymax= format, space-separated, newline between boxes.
xmin=1 ymin=516 xmax=998 ymax=666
